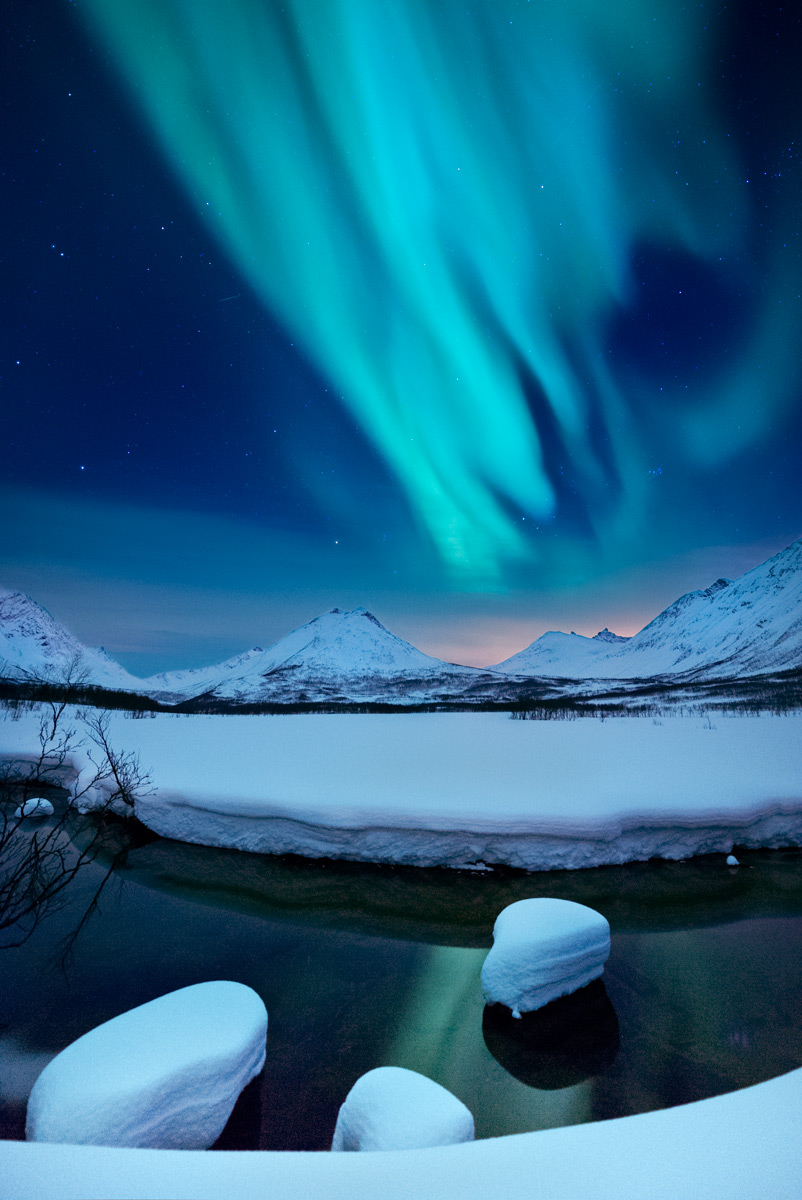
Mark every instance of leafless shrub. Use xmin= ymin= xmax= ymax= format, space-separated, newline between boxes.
xmin=0 ymin=668 xmax=152 ymax=947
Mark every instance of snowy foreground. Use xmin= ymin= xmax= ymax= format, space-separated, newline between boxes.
xmin=3 ymin=709 xmax=802 ymax=1196
xmin=2 ymin=711 xmax=801 ymax=869
xmin=3 ymin=1066 xmax=801 ymax=1199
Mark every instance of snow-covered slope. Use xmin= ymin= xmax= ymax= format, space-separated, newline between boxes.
xmin=144 ymin=647 xmax=269 ymax=699
xmin=145 ymin=607 xmax=501 ymax=703
xmin=0 ymin=589 xmax=145 ymax=692
xmin=491 ymin=628 xmax=630 ymax=677
xmin=494 ymin=538 xmax=802 ymax=680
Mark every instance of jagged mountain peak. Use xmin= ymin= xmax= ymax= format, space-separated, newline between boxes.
xmin=0 ymin=587 xmax=30 ymax=605
xmin=322 ymin=605 xmax=383 ymax=625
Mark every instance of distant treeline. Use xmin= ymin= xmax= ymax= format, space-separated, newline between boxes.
xmin=0 ymin=679 xmax=166 ymax=713
xmin=0 ymin=666 xmax=800 ymax=718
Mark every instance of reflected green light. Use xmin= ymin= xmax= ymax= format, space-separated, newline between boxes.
xmin=78 ymin=0 xmax=793 ymax=582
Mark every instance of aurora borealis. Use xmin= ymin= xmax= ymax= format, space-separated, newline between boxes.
xmin=2 ymin=0 xmax=800 ymax=672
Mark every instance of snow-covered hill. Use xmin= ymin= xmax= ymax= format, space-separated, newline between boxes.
xmin=491 ymin=628 xmax=631 ymax=677
xmin=493 ymin=537 xmax=802 ymax=679
xmin=145 ymin=607 xmax=503 ymax=703
xmin=0 ymin=588 xmax=145 ymax=692
xmin=143 ymin=646 xmax=269 ymax=699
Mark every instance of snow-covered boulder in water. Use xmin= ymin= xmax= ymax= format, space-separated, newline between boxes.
xmin=331 ymin=1066 xmax=474 ymax=1151
xmin=481 ymin=898 xmax=610 ymax=1017
xmin=14 ymin=797 xmax=54 ymax=819
xmin=26 ymin=981 xmax=267 ymax=1148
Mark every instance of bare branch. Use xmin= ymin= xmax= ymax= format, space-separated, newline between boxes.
xmin=0 ymin=684 xmax=153 ymax=947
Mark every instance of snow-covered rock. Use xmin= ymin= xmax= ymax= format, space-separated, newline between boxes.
xmin=14 ymin=798 xmax=54 ymax=819
xmin=330 ymin=1066 xmax=474 ymax=1152
xmin=0 ymin=589 xmax=145 ymax=693
xmin=26 ymin=982 xmax=267 ymax=1149
xmin=593 ymin=628 xmax=630 ymax=645
xmin=492 ymin=536 xmax=802 ymax=679
xmin=481 ymin=898 xmax=611 ymax=1017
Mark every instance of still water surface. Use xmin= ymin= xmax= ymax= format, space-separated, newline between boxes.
xmin=2 ymin=821 xmax=801 ymax=1150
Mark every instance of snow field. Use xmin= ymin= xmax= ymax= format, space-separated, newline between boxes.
xmin=330 ymin=1066 xmax=474 ymax=1152
xmin=481 ymin=898 xmax=610 ymax=1016
xmin=26 ymin=982 xmax=267 ymax=1149
xmin=1 ymin=710 xmax=801 ymax=870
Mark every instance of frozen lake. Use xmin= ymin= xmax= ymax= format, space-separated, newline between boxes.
xmin=2 ymin=819 xmax=802 ymax=1149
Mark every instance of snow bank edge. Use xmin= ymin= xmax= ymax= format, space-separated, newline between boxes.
xmin=2 ymin=1066 xmax=801 ymax=1200
xmin=135 ymin=791 xmax=802 ymax=870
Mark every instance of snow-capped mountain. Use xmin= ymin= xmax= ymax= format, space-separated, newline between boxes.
xmin=493 ymin=537 xmax=802 ymax=679
xmin=0 ymin=588 xmax=145 ymax=692
xmin=2 ymin=535 xmax=799 ymax=704
xmin=491 ymin=628 xmax=631 ymax=676
xmin=145 ymin=606 xmax=503 ymax=704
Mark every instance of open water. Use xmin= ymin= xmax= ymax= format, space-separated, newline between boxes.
xmin=2 ymin=815 xmax=801 ymax=1149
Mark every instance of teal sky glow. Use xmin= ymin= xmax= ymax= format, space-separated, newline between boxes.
xmin=2 ymin=0 xmax=799 ymax=670
xmin=80 ymin=0 xmax=797 ymax=585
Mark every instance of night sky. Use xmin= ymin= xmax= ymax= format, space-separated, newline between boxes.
xmin=3 ymin=0 xmax=800 ymax=675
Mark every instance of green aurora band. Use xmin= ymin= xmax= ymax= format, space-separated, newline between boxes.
xmin=79 ymin=0 xmax=798 ymax=584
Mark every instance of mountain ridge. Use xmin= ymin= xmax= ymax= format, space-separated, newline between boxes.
xmin=493 ymin=537 xmax=802 ymax=679
xmin=1 ymin=535 xmax=800 ymax=701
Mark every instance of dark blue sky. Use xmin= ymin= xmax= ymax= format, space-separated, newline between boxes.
xmin=2 ymin=0 xmax=800 ymax=674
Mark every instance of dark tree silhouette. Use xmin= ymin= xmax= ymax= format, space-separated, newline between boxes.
xmin=0 ymin=669 xmax=152 ymax=947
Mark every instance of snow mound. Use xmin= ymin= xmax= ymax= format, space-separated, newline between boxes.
xmin=14 ymin=797 xmax=54 ymax=819
xmin=143 ymin=646 xmax=267 ymax=699
xmin=481 ymin=898 xmax=611 ymax=1017
xmin=331 ymin=1066 xmax=474 ymax=1152
xmin=491 ymin=629 xmax=617 ymax=675
xmin=25 ymin=982 xmax=267 ymax=1149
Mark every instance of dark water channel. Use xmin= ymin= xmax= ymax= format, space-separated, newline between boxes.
xmin=2 ymin=817 xmax=802 ymax=1150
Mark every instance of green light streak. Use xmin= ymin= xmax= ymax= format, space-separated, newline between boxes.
xmin=77 ymin=0 xmax=792 ymax=582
